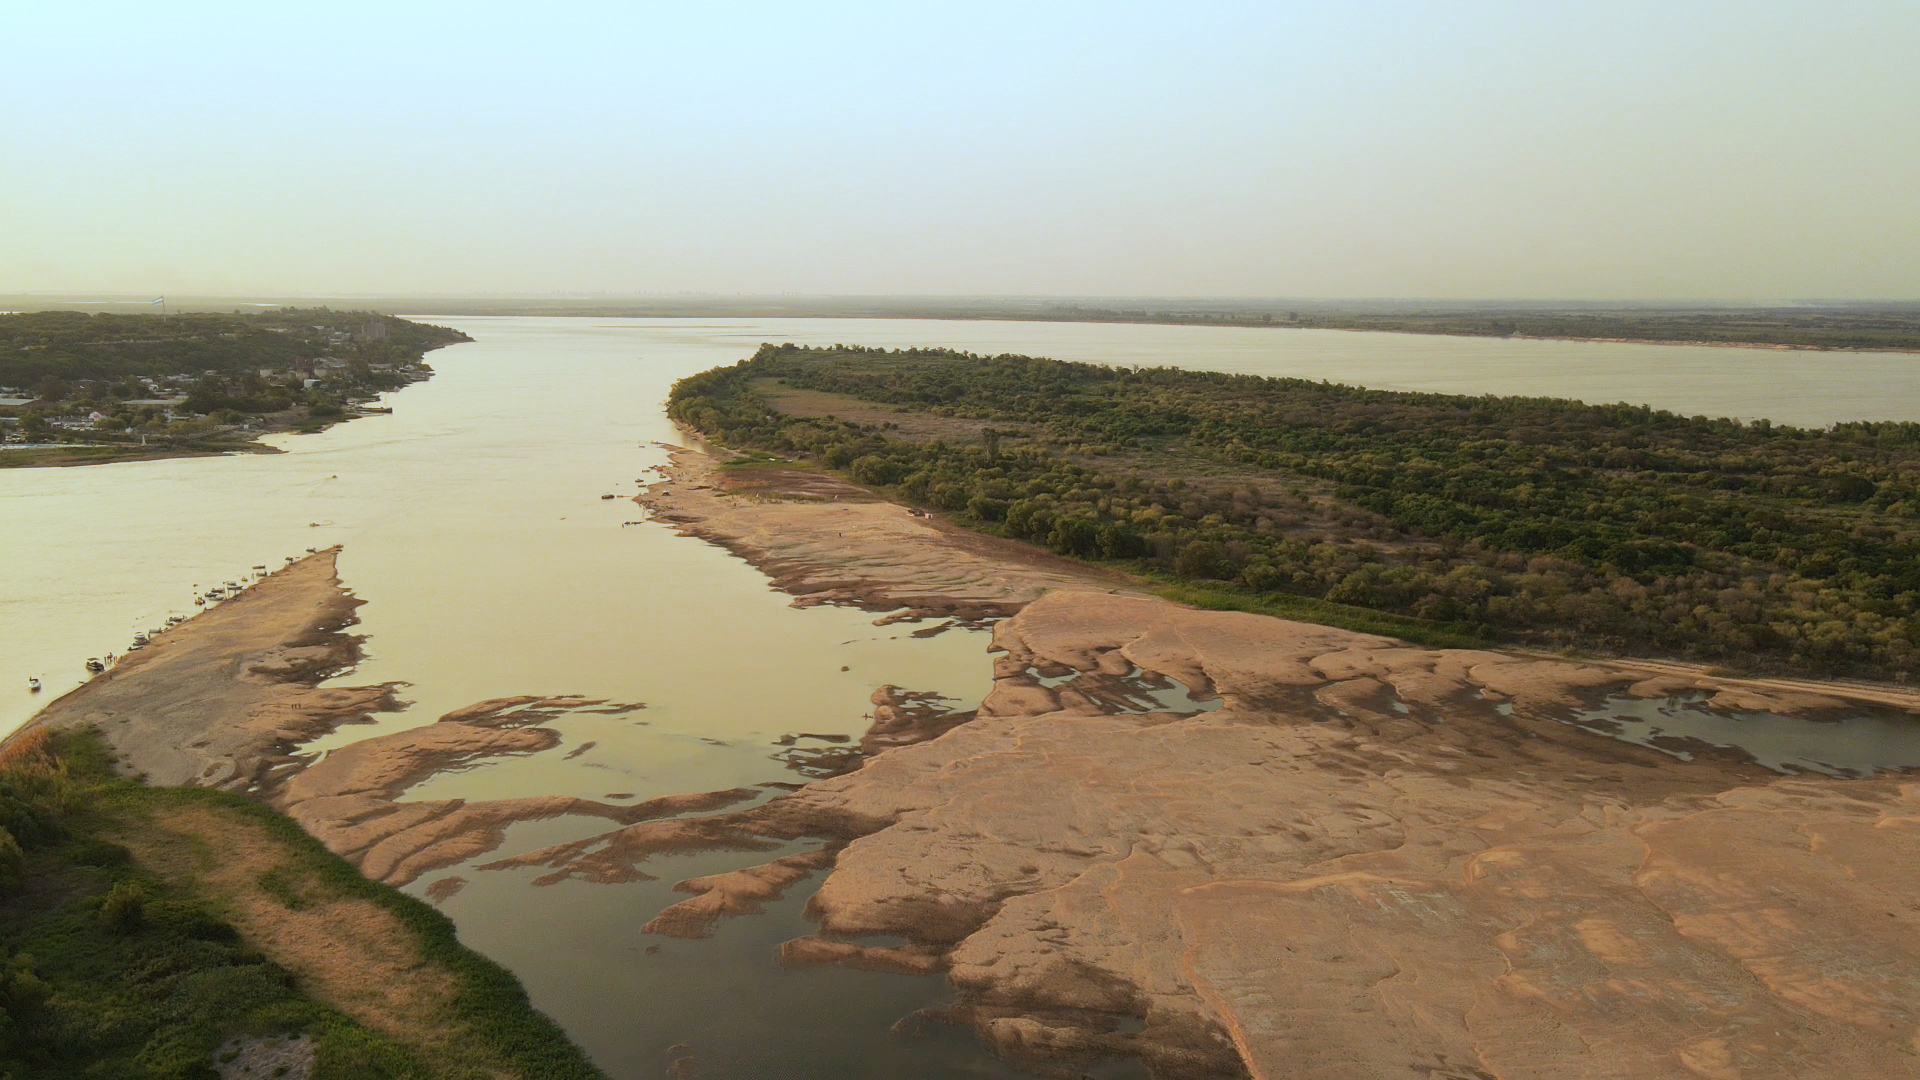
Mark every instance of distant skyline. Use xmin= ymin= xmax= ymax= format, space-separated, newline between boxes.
xmin=5 ymin=1 xmax=1916 ymax=300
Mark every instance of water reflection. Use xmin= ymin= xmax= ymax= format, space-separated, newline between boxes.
xmin=1568 ymin=693 xmax=1920 ymax=777
xmin=435 ymin=820 xmax=1043 ymax=1080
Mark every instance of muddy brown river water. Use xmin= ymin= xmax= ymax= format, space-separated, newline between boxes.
xmin=5 ymin=317 xmax=1919 ymax=1077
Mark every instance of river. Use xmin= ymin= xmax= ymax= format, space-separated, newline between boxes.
xmin=3 ymin=316 xmax=1917 ymax=1077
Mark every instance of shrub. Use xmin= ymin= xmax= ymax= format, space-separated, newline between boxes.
xmin=98 ymin=881 xmax=147 ymax=933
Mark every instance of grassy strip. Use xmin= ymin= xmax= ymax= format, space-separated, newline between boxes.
xmin=1143 ymin=578 xmax=1492 ymax=649
xmin=715 ymin=450 xmax=796 ymax=468
xmin=0 ymin=731 xmax=603 ymax=1080
xmin=126 ymin=783 xmax=603 ymax=1080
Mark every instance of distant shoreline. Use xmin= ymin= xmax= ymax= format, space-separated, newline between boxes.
xmin=399 ymin=308 xmax=1920 ymax=355
xmin=21 ymin=296 xmax=1917 ymax=354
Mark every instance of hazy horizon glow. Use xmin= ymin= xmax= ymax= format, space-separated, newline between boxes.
xmin=5 ymin=1 xmax=1916 ymax=299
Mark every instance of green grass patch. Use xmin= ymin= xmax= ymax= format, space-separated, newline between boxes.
xmin=0 ymin=730 xmax=604 ymax=1080
xmin=111 ymin=788 xmax=605 ymax=1080
xmin=255 ymin=868 xmax=311 ymax=911
xmin=1150 ymin=579 xmax=1492 ymax=649
xmin=0 ymin=445 xmax=152 ymax=468
xmin=717 ymin=450 xmax=799 ymax=468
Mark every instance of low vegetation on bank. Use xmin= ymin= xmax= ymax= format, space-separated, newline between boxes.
xmin=0 ymin=729 xmax=602 ymax=1080
xmin=670 ymin=344 xmax=1920 ymax=678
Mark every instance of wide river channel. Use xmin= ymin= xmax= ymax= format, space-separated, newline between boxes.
xmin=4 ymin=318 xmax=1918 ymax=1077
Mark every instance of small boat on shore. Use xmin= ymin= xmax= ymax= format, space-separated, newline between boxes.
xmin=84 ymin=658 xmax=105 ymax=673
xmin=131 ymin=632 xmax=149 ymax=647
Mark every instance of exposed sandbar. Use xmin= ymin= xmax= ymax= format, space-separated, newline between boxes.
xmin=578 ymin=591 xmax=1920 ymax=1079
xmin=638 ymin=444 xmax=1139 ymax=625
xmin=6 ymin=552 xmax=750 ymax=891
xmin=10 ymin=548 xmax=389 ymax=789
xmin=618 ymin=445 xmax=1920 ymax=1079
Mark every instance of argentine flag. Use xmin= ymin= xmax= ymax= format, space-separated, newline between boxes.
xmin=150 ymin=297 xmax=164 ymax=306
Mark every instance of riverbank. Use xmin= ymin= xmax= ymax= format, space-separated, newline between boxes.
xmin=0 ymin=439 xmax=280 ymax=468
xmin=642 ymin=441 xmax=1142 ymax=627
xmin=627 ymin=443 xmax=1920 ymax=1079
xmin=16 ymin=548 xmax=389 ymax=789
xmin=0 ymin=400 xmax=412 ymax=470
xmin=0 ymin=732 xmax=604 ymax=1080
xmin=0 ymin=553 xmax=609 ymax=1079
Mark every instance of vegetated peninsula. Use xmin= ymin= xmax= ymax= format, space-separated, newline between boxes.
xmin=670 ymin=343 xmax=1920 ymax=680
xmin=0 ymin=309 xmax=470 ymax=467
xmin=0 ymin=553 xmax=604 ymax=1080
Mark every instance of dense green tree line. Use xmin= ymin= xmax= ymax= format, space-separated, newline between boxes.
xmin=670 ymin=344 xmax=1920 ymax=678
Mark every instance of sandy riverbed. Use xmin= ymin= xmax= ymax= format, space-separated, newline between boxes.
xmin=618 ymin=447 xmax=1920 ymax=1079
xmin=7 ymin=552 xmax=747 ymax=892
xmin=20 ymin=448 xmax=1920 ymax=1079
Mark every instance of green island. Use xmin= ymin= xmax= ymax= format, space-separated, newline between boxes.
xmin=0 ymin=729 xmax=603 ymax=1080
xmin=0 ymin=310 xmax=469 ymax=467
xmin=670 ymin=343 xmax=1920 ymax=679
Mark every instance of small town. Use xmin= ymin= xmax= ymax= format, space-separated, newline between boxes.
xmin=0 ymin=308 xmax=467 ymax=461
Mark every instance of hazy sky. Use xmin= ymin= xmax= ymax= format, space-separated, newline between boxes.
xmin=4 ymin=1 xmax=1915 ymax=299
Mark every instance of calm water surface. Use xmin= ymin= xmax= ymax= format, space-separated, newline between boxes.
xmin=4 ymin=317 xmax=1918 ymax=1077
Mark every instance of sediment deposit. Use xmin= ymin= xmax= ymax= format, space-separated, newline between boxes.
xmin=637 ymin=445 xmax=1137 ymax=625
xmin=14 ymin=548 xmax=391 ymax=789
xmin=270 ymin=694 xmax=757 ymax=887
xmin=6 ymin=553 xmax=749 ymax=890
xmin=521 ymin=588 xmax=1920 ymax=1080
xmin=614 ymin=444 xmax=1920 ymax=1078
